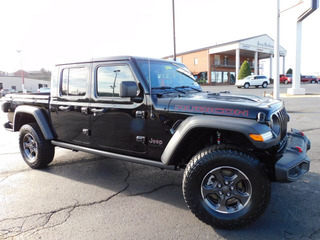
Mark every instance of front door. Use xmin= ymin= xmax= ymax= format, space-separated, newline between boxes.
xmin=90 ymin=62 xmax=147 ymax=155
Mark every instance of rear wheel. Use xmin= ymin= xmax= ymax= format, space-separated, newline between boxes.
xmin=311 ymin=80 xmax=316 ymax=84
xmin=183 ymin=145 xmax=270 ymax=229
xmin=19 ymin=123 xmax=55 ymax=169
xmin=284 ymin=80 xmax=288 ymax=84
xmin=244 ymin=83 xmax=250 ymax=89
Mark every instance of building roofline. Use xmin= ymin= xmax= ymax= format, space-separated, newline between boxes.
xmin=163 ymin=34 xmax=284 ymax=58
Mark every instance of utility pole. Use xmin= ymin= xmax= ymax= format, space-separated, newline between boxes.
xmin=172 ymin=0 xmax=176 ymax=61
xmin=274 ymin=0 xmax=280 ymax=100
xmin=16 ymin=50 xmax=26 ymax=93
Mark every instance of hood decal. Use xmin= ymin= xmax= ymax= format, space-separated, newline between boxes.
xmin=174 ymin=105 xmax=249 ymax=117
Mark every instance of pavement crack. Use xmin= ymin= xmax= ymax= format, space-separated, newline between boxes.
xmin=299 ymin=127 xmax=320 ymax=132
xmin=0 ymin=166 xmax=131 ymax=239
xmin=0 ymin=176 xmax=9 ymax=184
xmin=309 ymin=228 xmax=320 ymax=239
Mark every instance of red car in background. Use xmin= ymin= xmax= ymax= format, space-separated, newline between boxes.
xmin=280 ymin=74 xmax=292 ymax=84
xmin=301 ymin=75 xmax=319 ymax=84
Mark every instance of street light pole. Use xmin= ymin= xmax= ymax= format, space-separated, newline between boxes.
xmin=273 ymin=0 xmax=280 ymax=100
xmin=16 ymin=50 xmax=25 ymax=93
xmin=172 ymin=0 xmax=176 ymax=61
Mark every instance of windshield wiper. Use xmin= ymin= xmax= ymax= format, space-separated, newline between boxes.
xmin=175 ymin=86 xmax=202 ymax=92
xmin=152 ymin=86 xmax=185 ymax=94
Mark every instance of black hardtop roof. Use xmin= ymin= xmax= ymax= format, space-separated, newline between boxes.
xmin=55 ymin=56 xmax=175 ymax=66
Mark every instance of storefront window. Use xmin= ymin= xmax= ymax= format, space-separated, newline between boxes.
xmin=211 ymin=71 xmax=222 ymax=83
xmin=223 ymin=72 xmax=228 ymax=83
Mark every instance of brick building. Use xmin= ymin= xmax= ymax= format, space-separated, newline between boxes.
xmin=164 ymin=34 xmax=286 ymax=85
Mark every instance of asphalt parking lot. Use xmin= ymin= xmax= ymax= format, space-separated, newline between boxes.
xmin=1 ymin=83 xmax=320 ymax=239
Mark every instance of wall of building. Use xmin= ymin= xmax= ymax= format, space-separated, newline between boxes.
xmin=0 ymin=77 xmax=50 ymax=92
xmin=177 ymin=50 xmax=208 ymax=74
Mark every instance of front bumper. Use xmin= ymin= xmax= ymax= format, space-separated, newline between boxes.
xmin=275 ymin=128 xmax=311 ymax=182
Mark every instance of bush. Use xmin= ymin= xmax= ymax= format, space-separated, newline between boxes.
xmin=286 ymin=68 xmax=293 ymax=75
xmin=238 ymin=61 xmax=251 ymax=80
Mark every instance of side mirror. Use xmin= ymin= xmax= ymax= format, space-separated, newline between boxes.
xmin=119 ymin=81 xmax=137 ymax=98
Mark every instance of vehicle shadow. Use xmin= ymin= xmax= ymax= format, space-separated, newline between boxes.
xmin=42 ymin=150 xmax=320 ymax=238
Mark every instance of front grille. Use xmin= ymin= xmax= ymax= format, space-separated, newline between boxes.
xmin=277 ymin=108 xmax=288 ymax=140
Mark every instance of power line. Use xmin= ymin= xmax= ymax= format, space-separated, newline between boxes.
xmin=280 ymin=0 xmax=304 ymax=13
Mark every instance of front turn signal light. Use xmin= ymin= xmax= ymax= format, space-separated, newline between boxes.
xmin=249 ymin=131 xmax=273 ymax=142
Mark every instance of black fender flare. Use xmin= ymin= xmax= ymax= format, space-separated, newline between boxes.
xmin=161 ymin=115 xmax=275 ymax=165
xmin=13 ymin=105 xmax=55 ymax=140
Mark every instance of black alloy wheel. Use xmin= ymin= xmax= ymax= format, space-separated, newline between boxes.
xmin=19 ymin=123 xmax=55 ymax=169
xmin=183 ymin=145 xmax=270 ymax=229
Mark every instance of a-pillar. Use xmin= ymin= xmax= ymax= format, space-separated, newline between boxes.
xmin=235 ymin=49 xmax=240 ymax=80
xmin=254 ymin=51 xmax=258 ymax=75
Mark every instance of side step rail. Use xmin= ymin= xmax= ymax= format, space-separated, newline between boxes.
xmin=51 ymin=140 xmax=178 ymax=170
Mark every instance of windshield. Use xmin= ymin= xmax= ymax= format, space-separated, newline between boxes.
xmin=136 ymin=60 xmax=202 ymax=93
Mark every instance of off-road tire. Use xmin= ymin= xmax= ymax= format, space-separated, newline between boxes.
xmin=183 ymin=145 xmax=270 ymax=229
xmin=19 ymin=123 xmax=55 ymax=169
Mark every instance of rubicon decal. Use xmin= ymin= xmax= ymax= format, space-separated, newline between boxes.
xmin=174 ymin=105 xmax=249 ymax=117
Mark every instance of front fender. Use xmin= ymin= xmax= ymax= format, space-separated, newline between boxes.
xmin=13 ymin=105 xmax=54 ymax=140
xmin=161 ymin=115 xmax=276 ymax=165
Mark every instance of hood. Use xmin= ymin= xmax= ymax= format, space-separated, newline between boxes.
xmin=154 ymin=91 xmax=283 ymax=120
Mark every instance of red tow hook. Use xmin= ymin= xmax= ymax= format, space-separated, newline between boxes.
xmin=293 ymin=146 xmax=303 ymax=153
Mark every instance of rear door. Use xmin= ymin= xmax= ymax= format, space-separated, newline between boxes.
xmin=50 ymin=64 xmax=91 ymax=145
xmin=89 ymin=62 xmax=147 ymax=155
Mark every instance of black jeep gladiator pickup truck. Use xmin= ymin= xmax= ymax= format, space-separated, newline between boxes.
xmin=1 ymin=56 xmax=311 ymax=229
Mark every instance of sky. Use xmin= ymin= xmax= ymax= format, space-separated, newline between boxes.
xmin=0 ymin=0 xmax=319 ymax=75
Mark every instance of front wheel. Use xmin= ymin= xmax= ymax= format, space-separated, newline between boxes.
xmin=262 ymin=82 xmax=268 ymax=88
xmin=19 ymin=123 xmax=55 ymax=169
xmin=244 ymin=83 xmax=250 ymax=89
xmin=183 ymin=146 xmax=270 ymax=229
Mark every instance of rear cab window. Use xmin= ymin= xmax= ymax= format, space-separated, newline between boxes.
xmin=61 ymin=67 xmax=88 ymax=97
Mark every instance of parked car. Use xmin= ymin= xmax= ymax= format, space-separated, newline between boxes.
xmin=0 ymin=88 xmax=16 ymax=97
xmin=37 ymin=87 xmax=51 ymax=93
xmin=280 ymin=74 xmax=292 ymax=84
xmin=301 ymin=75 xmax=318 ymax=84
xmin=236 ymin=75 xmax=269 ymax=88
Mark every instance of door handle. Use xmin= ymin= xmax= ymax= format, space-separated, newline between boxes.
xmin=58 ymin=106 xmax=70 ymax=111
xmin=91 ymin=108 xmax=104 ymax=113
xmin=91 ymin=108 xmax=105 ymax=116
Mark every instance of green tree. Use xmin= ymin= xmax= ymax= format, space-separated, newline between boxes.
xmin=286 ymin=68 xmax=293 ymax=75
xmin=238 ymin=60 xmax=252 ymax=80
